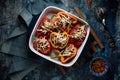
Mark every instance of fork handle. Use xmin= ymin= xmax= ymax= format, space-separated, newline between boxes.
xmin=103 ymin=24 xmax=116 ymax=52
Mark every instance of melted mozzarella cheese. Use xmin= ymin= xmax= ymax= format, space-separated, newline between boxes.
xmin=36 ymin=37 xmax=49 ymax=51
xmin=37 ymin=21 xmax=52 ymax=34
xmin=71 ymin=26 xmax=86 ymax=41
xmin=54 ymin=14 xmax=72 ymax=29
xmin=62 ymin=44 xmax=75 ymax=56
xmin=52 ymin=33 xmax=67 ymax=46
xmin=44 ymin=21 xmax=52 ymax=29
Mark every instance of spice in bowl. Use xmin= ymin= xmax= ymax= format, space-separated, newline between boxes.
xmin=90 ymin=57 xmax=108 ymax=76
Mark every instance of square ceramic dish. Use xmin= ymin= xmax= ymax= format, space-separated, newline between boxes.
xmin=29 ymin=6 xmax=90 ymax=67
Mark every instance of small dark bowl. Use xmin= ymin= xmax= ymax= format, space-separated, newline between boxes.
xmin=89 ymin=57 xmax=108 ymax=77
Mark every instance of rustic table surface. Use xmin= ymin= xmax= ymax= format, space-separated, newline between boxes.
xmin=0 ymin=0 xmax=120 ymax=80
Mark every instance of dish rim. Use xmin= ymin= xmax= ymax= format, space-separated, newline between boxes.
xmin=29 ymin=6 xmax=90 ymax=67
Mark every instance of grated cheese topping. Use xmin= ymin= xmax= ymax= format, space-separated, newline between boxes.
xmin=54 ymin=14 xmax=72 ymax=29
xmin=37 ymin=21 xmax=52 ymax=34
xmin=61 ymin=44 xmax=75 ymax=56
xmin=71 ymin=26 xmax=86 ymax=41
xmin=51 ymin=33 xmax=67 ymax=46
xmin=44 ymin=21 xmax=53 ymax=29
xmin=36 ymin=37 xmax=49 ymax=51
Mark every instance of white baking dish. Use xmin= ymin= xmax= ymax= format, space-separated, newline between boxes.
xmin=29 ymin=6 xmax=90 ymax=67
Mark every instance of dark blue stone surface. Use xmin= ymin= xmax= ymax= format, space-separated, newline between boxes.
xmin=0 ymin=0 xmax=120 ymax=80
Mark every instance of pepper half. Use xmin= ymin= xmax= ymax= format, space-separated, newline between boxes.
xmin=36 ymin=17 xmax=52 ymax=38
xmin=33 ymin=36 xmax=52 ymax=55
xmin=52 ymin=11 xmax=77 ymax=33
xmin=50 ymin=32 xmax=69 ymax=49
xmin=69 ymin=24 xmax=87 ymax=47
xmin=57 ymin=11 xmax=77 ymax=24
xmin=53 ymin=44 xmax=77 ymax=63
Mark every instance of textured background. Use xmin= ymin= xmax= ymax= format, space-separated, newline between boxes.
xmin=0 ymin=0 xmax=120 ymax=80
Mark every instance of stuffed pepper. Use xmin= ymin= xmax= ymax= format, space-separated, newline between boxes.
xmin=52 ymin=11 xmax=77 ymax=33
xmin=50 ymin=31 xmax=69 ymax=49
xmin=69 ymin=24 xmax=87 ymax=47
xmin=53 ymin=44 xmax=77 ymax=63
xmin=36 ymin=17 xmax=53 ymax=38
xmin=33 ymin=36 xmax=51 ymax=55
